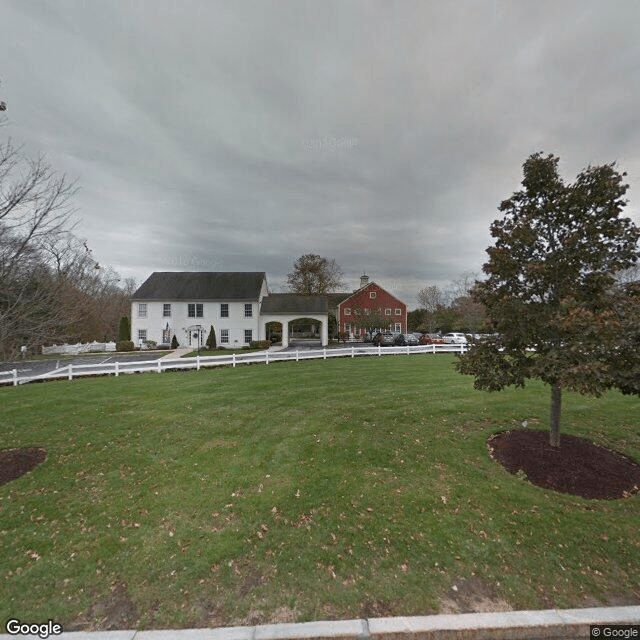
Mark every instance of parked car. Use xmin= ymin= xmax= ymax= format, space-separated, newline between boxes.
xmin=395 ymin=333 xmax=419 ymax=346
xmin=372 ymin=331 xmax=396 ymax=346
xmin=442 ymin=332 xmax=468 ymax=344
xmin=420 ymin=334 xmax=444 ymax=345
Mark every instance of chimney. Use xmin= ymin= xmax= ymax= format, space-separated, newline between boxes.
xmin=360 ymin=273 xmax=369 ymax=288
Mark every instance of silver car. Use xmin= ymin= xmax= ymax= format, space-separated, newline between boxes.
xmin=442 ymin=332 xmax=468 ymax=344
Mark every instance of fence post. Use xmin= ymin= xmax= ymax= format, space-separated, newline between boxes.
xmin=351 ymin=346 xmax=354 ymax=358
xmin=266 ymin=351 xmax=269 ymax=364
xmin=296 ymin=350 xmax=299 ymax=362
xmin=13 ymin=369 xmax=18 ymax=386
xmin=323 ymin=348 xmax=326 ymax=360
xmin=68 ymin=364 xmax=73 ymax=381
xmin=233 ymin=353 xmax=236 ymax=368
xmin=196 ymin=355 xmax=200 ymax=371
xmin=378 ymin=345 xmax=382 ymax=356
xmin=158 ymin=359 xmax=162 ymax=373
xmin=115 ymin=361 xmax=119 ymax=377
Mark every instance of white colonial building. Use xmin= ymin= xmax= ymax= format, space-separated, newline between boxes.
xmin=131 ymin=272 xmax=330 ymax=349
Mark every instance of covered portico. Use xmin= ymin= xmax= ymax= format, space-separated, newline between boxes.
xmin=259 ymin=294 xmax=329 ymax=348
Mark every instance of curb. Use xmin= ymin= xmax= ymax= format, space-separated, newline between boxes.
xmin=2 ymin=606 xmax=639 ymax=640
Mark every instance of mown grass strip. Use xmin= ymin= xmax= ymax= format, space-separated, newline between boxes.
xmin=1 ymin=355 xmax=638 ymax=629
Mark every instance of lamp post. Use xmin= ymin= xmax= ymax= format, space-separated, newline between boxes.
xmin=194 ymin=325 xmax=203 ymax=355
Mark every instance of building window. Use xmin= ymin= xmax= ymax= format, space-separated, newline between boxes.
xmin=138 ymin=329 xmax=147 ymax=342
xmin=370 ymin=291 xmax=377 ymax=299
xmin=244 ymin=329 xmax=252 ymax=343
xmin=163 ymin=304 xmax=171 ymax=317
xmin=395 ymin=308 xmax=402 ymax=315
xmin=395 ymin=323 xmax=402 ymax=332
xmin=138 ymin=303 xmax=147 ymax=318
xmin=188 ymin=303 xmax=203 ymax=318
xmin=344 ymin=308 xmax=351 ymax=315
xmin=385 ymin=308 xmax=392 ymax=315
xmin=345 ymin=323 xmax=351 ymax=333
xmin=220 ymin=329 xmax=229 ymax=344
xmin=244 ymin=304 xmax=253 ymax=318
xmin=220 ymin=303 xmax=229 ymax=318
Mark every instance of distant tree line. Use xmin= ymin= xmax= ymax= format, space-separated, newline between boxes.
xmin=409 ymin=273 xmax=487 ymax=335
xmin=0 ymin=137 xmax=134 ymax=360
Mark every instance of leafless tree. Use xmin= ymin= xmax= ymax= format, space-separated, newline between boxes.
xmin=0 ymin=140 xmax=78 ymax=281
xmin=0 ymin=140 xmax=80 ymax=358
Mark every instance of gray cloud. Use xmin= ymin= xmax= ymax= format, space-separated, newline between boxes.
xmin=2 ymin=0 xmax=640 ymax=305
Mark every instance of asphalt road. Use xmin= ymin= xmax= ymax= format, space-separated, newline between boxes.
xmin=281 ymin=339 xmax=381 ymax=352
xmin=0 ymin=351 xmax=167 ymax=381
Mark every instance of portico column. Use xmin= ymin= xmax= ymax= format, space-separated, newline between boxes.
xmin=282 ymin=320 xmax=289 ymax=348
xmin=321 ymin=316 xmax=328 ymax=346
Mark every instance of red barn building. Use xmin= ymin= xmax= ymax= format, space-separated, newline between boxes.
xmin=336 ymin=275 xmax=407 ymax=340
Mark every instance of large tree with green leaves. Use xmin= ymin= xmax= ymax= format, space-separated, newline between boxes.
xmin=456 ymin=152 xmax=640 ymax=447
xmin=286 ymin=254 xmax=344 ymax=295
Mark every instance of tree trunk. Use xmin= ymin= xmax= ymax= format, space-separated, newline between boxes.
xmin=550 ymin=383 xmax=561 ymax=448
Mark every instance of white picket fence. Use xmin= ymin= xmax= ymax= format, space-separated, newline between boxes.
xmin=0 ymin=343 xmax=468 ymax=387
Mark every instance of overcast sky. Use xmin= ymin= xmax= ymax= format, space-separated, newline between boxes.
xmin=2 ymin=1 xmax=640 ymax=307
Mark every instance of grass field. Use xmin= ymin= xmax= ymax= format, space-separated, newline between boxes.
xmin=1 ymin=354 xmax=639 ymax=630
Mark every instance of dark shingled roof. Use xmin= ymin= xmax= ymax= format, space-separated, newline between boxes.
xmin=133 ymin=272 xmax=266 ymax=301
xmin=260 ymin=293 xmax=328 ymax=314
xmin=325 ymin=292 xmax=352 ymax=309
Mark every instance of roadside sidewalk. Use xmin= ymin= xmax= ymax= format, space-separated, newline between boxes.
xmin=158 ymin=346 xmax=287 ymax=361
xmin=2 ymin=605 xmax=639 ymax=640
xmin=158 ymin=348 xmax=192 ymax=360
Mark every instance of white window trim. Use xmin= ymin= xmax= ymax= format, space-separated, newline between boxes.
xmin=138 ymin=303 xmax=147 ymax=318
xmin=220 ymin=329 xmax=229 ymax=344
xmin=188 ymin=303 xmax=204 ymax=318
xmin=395 ymin=308 xmax=402 ymax=315
xmin=370 ymin=291 xmax=377 ymax=299
xmin=385 ymin=308 xmax=392 ymax=315
xmin=344 ymin=308 xmax=351 ymax=315
xmin=163 ymin=304 xmax=171 ymax=317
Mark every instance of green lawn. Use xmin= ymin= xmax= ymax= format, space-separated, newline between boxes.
xmin=1 ymin=355 xmax=639 ymax=630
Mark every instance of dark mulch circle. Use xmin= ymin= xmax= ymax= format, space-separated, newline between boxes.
xmin=0 ymin=447 xmax=47 ymax=486
xmin=488 ymin=429 xmax=640 ymax=500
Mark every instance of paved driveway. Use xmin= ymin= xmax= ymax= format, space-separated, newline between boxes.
xmin=280 ymin=340 xmax=379 ymax=352
xmin=0 ymin=352 xmax=167 ymax=381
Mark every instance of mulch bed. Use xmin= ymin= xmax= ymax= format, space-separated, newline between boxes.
xmin=0 ymin=447 xmax=47 ymax=486
xmin=488 ymin=429 xmax=640 ymax=500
